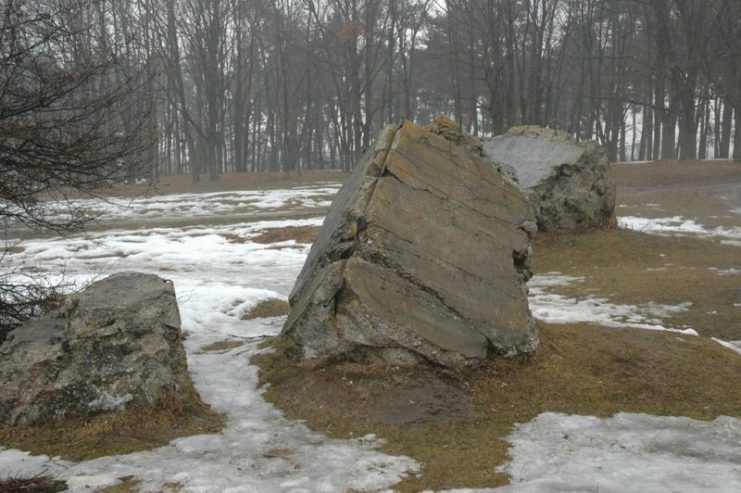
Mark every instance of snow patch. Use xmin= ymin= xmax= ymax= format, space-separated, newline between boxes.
xmin=2 ymin=187 xmax=740 ymax=492
xmin=0 ymin=204 xmax=418 ymax=492
xmin=708 ymin=267 xmax=741 ymax=276
xmin=437 ymin=413 xmax=741 ymax=493
xmin=3 ymin=184 xmax=340 ymax=231
xmin=493 ymin=412 xmax=741 ymax=492
xmin=528 ymin=274 xmax=697 ymax=335
xmin=713 ymin=339 xmax=741 ymax=355
xmin=618 ymin=215 xmax=741 ymax=243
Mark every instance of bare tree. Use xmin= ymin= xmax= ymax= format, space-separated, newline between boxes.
xmin=0 ymin=0 xmax=152 ymax=333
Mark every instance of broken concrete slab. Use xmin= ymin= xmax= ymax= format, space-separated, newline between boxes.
xmin=282 ymin=121 xmax=538 ymax=369
xmin=483 ymin=126 xmax=616 ymax=232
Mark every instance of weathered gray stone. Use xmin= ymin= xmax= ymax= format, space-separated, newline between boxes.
xmin=483 ymin=126 xmax=616 ymax=232
xmin=283 ymin=121 xmax=538 ymax=369
xmin=0 ymin=272 xmax=191 ymax=425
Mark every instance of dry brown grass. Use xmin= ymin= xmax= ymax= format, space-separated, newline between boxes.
xmin=617 ymin=187 xmax=740 ymax=229
xmin=611 ymin=160 xmax=741 ymax=230
xmin=223 ymin=226 xmax=320 ymax=245
xmin=92 ymin=479 xmax=181 ymax=493
xmin=0 ymin=476 xmax=66 ymax=493
xmin=533 ymin=229 xmax=741 ymax=340
xmin=241 ymin=298 xmax=290 ymax=320
xmin=94 ymin=479 xmax=141 ymax=493
xmin=251 ymin=226 xmax=321 ymax=244
xmin=84 ymin=171 xmax=346 ymax=199
xmin=255 ymin=324 xmax=741 ymax=491
xmin=0 ymin=388 xmax=224 ymax=462
xmin=1 ymin=245 xmax=24 ymax=255
xmin=200 ymin=340 xmax=247 ymax=352
xmin=611 ymin=159 xmax=740 ymax=188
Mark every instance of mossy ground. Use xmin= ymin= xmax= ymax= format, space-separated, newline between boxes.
xmin=0 ymin=387 xmax=224 ymax=463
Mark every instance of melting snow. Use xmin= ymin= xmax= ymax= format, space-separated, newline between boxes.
xmin=1 ymin=188 xmax=740 ymax=492
xmin=1 ymin=204 xmax=419 ymax=491
xmin=708 ymin=267 xmax=741 ymax=276
xmin=0 ymin=310 xmax=419 ymax=492
xmin=618 ymin=216 xmax=741 ymax=244
xmin=528 ymin=274 xmax=698 ymax=335
xmin=3 ymin=184 xmax=341 ymax=229
xmin=713 ymin=339 xmax=741 ymax=355
xmin=441 ymin=413 xmax=741 ymax=492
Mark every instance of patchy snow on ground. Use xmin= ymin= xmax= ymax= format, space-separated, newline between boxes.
xmin=708 ymin=267 xmax=741 ymax=276
xmin=444 ymin=412 xmax=741 ymax=493
xmin=5 ymin=184 xmax=341 ymax=229
xmin=1 ymin=313 xmax=419 ymax=493
xmin=1 ymin=186 xmax=740 ymax=492
xmin=528 ymin=273 xmax=698 ymax=335
xmin=6 ymin=217 xmax=326 ymax=300
xmin=712 ymin=338 xmax=741 ymax=355
xmin=0 ymin=213 xmax=420 ymax=492
xmin=618 ymin=215 xmax=741 ymax=244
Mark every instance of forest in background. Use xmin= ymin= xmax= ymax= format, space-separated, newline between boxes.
xmin=2 ymin=0 xmax=741 ymax=181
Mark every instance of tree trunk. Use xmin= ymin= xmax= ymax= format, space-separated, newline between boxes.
xmin=734 ymin=106 xmax=741 ymax=162
xmin=720 ymin=102 xmax=733 ymax=158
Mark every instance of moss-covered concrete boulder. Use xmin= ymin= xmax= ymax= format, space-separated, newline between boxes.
xmin=483 ymin=126 xmax=616 ymax=232
xmin=0 ymin=272 xmax=192 ymax=425
xmin=282 ymin=121 xmax=538 ymax=369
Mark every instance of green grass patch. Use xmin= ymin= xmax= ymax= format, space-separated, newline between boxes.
xmin=0 ymin=387 xmax=224 ymax=462
xmin=254 ymin=325 xmax=741 ymax=491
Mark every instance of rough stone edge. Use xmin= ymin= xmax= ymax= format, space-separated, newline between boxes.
xmin=284 ymin=121 xmax=539 ymax=368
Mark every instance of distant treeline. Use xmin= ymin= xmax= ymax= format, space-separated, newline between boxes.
xmin=5 ymin=0 xmax=741 ymax=180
